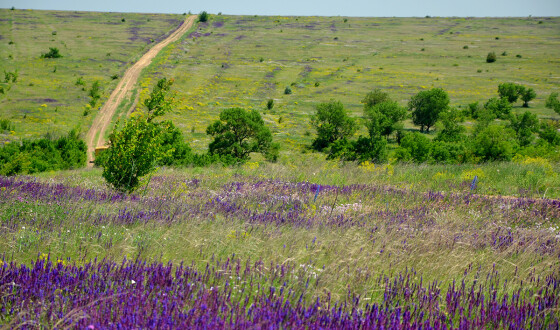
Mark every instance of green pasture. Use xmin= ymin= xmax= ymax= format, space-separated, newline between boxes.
xmin=0 ymin=9 xmax=183 ymax=142
xmin=139 ymin=15 xmax=560 ymax=152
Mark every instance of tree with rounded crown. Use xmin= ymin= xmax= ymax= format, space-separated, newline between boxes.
xmin=206 ymin=108 xmax=279 ymax=162
xmin=408 ymin=88 xmax=449 ymax=133
xmin=311 ymin=100 xmax=357 ymax=151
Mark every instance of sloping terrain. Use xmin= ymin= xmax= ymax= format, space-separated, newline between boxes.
xmin=0 ymin=9 xmax=183 ymax=143
xmin=139 ymin=15 xmax=560 ymax=151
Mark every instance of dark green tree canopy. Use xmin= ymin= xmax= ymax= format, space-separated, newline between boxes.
xmin=484 ymin=97 xmax=512 ymax=120
xmin=311 ymin=100 xmax=357 ymax=151
xmin=364 ymin=100 xmax=407 ymax=138
xmin=408 ymin=88 xmax=449 ymax=133
xmin=498 ymin=83 xmax=524 ymax=103
xmin=207 ymin=108 xmax=278 ymax=162
xmin=520 ymin=88 xmax=536 ymax=108
xmin=361 ymin=89 xmax=390 ymax=109
xmin=546 ymin=92 xmax=560 ymax=114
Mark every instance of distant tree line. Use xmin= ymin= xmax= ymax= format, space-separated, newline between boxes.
xmin=310 ymin=84 xmax=560 ymax=164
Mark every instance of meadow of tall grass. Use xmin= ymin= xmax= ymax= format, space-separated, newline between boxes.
xmin=1 ymin=158 xmax=559 ymax=327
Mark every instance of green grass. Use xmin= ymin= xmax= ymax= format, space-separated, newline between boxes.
xmin=138 ymin=15 xmax=560 ymax=152
xmin=5 ymin=160 xmax=559 ymax=304
xmin=0 ymin=9 xmax=183 ymax=142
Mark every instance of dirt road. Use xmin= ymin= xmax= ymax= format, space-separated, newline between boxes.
xmin=85 ymin=15 xmax=197 ymax=166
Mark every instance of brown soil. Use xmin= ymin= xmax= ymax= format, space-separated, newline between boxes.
xmin=85 ymin=15 xmax=197 ymax=166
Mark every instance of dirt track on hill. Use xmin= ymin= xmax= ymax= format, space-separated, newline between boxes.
xmin=85 ymin=15 xmax=197 ymax=167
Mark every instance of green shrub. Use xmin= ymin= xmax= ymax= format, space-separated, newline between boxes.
xmin=486 ymin=52 xmax=496 ymax=63
xmin=310 ymin=100 xmax=357 ymax=151
xmin=0 ymin=129 xmax=86 ymax=175
xmin=284 ymin=86 xmax=292 ymax=95
xmin=485 ymin=97 xmax=512 ymax=120
xmin=397 ymin=132 xmax=431 ymax=163
xmin=199 ymin=11 xmax=209 ymax=22
xmin=545 ymin=92 xmax=560 ymax=114
xmin=266 ymin=99 xmax=274 ymax=110
xmin=40 ymin=47 xmax=62 ymax=59
xmin=474 ymin=125 xmax=517 ymax=161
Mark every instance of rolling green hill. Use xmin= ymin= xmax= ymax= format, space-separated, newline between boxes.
xmin=139 ymin=15 xmax=560 ymax=152
xmin=0 ymin=9 xmax=183 ymax=143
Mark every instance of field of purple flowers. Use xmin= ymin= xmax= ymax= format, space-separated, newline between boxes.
xmin=1 ymin=171 xmax=559 ymax=328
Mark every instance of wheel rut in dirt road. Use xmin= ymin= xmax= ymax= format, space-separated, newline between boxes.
xmin=85 ymin=15 xmax=197 ymax=167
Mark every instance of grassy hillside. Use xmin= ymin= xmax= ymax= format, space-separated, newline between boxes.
xmin=139 ymin=15 xmax=560 ymax=152
xmin=0 ymin=9 xmax=183 ymax=143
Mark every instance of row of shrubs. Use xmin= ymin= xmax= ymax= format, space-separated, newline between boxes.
xmin=0 ymin=129 xmax=86 ymax=175
xmin=312 ymin=86 xmax=560 ymax=164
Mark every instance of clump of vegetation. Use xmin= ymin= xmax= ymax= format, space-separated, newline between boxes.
xmin=207 ymin=108 xmax=279 ymax=162
xmin=546 ymin=92 xmax=560 ymax=114
xmin=266 ymin=99 xmax=274 ymax=110
xmin=199 ymin=11 xmax=209 ymax=23
xmin=40 ymin=47 xmax=62 ymax=58
xmin=310 ymin=100 xmax=357 ymax=152
xmin=100 ymin=78 xmax=176 ymax=193
xmin=409 ymin=88 xmax=449 ymax=133
xmin=486 ymin=52 xmax=496 ymax=63
xmin=498 ymin=82 xmax=537 ymax=107
xmin=0 ymin=119 xmax=14 ymax=132
xmin=4 ymin=70 xmax=18 ymax=83
xmin=284 ymin=86 xmax=292 ymax=95
xmin=88 ymin=81 xmax=101 ymax=107
xmin=0 ymin=129 xmax=86 ymax=175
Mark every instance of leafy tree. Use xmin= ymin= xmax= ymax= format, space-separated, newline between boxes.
xmin=520 ymin=87 xmax=536 ymax=107
xmin=484 ymin=97 xmax=512 ymax=120
xmin=545 ymin=92 xmax=560 ymax=114
xmin=266 ymin=99 xmax=274 ymax=110
xmin=474 ymin=125 xmax=517 ymax=161
xmin=310 ymin=100 xmax=357 ymax=151
xmin=435 ymin=108 xmax=466 ymax=143
xmin=328 ymin=136 xmax=387 ymax=163
xmin=498 ymin=82 xmax=523 ymax=103
xmin=539 ymin=121 xmax=560 ymax=146
xmin=361 ymin=89 xmax=390 ymax=109
xmin=395 ymin=132 xmax=431 ymax=163
xmin=101 ymin=78 xmax=176 ymax=193
xmin=409 ymin=88 xmax=449 ymax=133
xmin=207 ymin=108 xmax=279 ymax=162
xmin=198 ymin=11 xmax=209 ymax=23
xmin=364 ymin=100 xmax=407 ymax=138
xmin=509 ymin=111 xmax=539 ymax=146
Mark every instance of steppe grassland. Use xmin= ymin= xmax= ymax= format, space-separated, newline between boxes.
xmin=0 ymin=9 xmax=183 ymax=142
xmin=140 ymin=15 xmax=560 ymax=152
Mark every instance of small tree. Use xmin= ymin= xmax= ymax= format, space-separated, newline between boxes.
xmin=509 ymin=111 xmax=539 ymax=146
xmin=498 ymin=82 xmax=523 ymax=103
xmin=199 ymin=11 xmax=209 ymax=23
xmin=484 ymin=97 xmax=512 ymax=120
xmin=486 ymin=52 xmax=496 ymax=63
xmin=361 ymin=89 xmax=389 ymax=109
xmin=409 ymin=88 xmax=449 ymax=133
xmin=474 ymin=125 xmax=517 ymax=161
xmin=364 ymin=100 xmax=406 ymax=138
xmin=435 ymin=108 xmax=466 ymax=143
xmin=310 ymin=100 xmax=357 ymax=151
xmin=545 ymin=92 xmax=560 ymax=114
xmin=521 ymin=88 xmax=536 ymax=107
xmin=206 ymin=108 xmax=278 ymax=162
xmin=101 ymin=78 xmax=175 ymax=193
